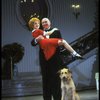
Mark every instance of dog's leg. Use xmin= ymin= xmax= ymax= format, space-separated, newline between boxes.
xmin=65 ymin=90 xmax=68 ymax=100
xmin=75 ymin=93 xmax=80 ymax=100
xmin=70 ymin=87 xmax=75 ymax=100
xmin=61 ymin=88 xmax=65 ymax=100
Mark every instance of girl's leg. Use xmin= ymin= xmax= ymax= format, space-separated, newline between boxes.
xmin=58 ymin=39 xmax=83 ymax=58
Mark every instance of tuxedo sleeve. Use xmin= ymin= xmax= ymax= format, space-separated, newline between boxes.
xmin=50 ymin=30 xmax=62 ymax=38
xmin=50 ymin=29 xmax=65 ymax=52
xmin=31 ymin=38 xmax=38 ymax=46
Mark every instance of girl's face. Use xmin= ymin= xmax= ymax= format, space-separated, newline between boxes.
xmin=33 ymin=20 xmax=40 ymax=29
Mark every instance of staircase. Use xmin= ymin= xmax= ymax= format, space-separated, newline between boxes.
xmin=59 ymin=29 xmax=98 ymax=65
xmin=68 ymin=48 xmax=98 ymax=87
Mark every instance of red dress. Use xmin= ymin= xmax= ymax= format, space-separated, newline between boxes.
xmin=32 ymin=29 xmax=62 ymax=60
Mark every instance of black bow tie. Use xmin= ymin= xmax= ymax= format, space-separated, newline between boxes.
xmin=44 ymin=28 xmax=52 ymax=32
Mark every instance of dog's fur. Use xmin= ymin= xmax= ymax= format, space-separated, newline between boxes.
xmin=58 ymin=68 xmax=80 ymax=100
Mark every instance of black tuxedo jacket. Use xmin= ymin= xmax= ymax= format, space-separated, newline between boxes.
xmin=31 ymin=28 xmax=65 ymax=72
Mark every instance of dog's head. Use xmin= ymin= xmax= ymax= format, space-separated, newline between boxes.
xmin=58 ymin=68 xmax=72 ymax=81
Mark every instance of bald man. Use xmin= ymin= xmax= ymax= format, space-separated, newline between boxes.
xmin=31 ymin=18 xmax=66 ymax=100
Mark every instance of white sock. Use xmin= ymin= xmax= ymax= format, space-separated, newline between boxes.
xmin=71 ymin=51 xmax=81 ymax=57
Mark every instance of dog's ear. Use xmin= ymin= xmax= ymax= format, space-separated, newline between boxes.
xmin=68 ymin=69 xmax=73 ymax=78
xmin=68 ymin=69 xmax=72 ymax=74
xmin=57 ymin=70 xmax=61 ymax=74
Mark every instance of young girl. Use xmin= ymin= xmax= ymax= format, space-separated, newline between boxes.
xmin=29 ymin=17 xmax=82 ymax=60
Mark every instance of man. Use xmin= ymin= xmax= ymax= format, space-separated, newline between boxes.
xmin=31 ymin=18 xmax=65 ymax=100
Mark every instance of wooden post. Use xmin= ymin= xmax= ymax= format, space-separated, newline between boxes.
xmin=10 ymin=57 xmax=13 ymax=80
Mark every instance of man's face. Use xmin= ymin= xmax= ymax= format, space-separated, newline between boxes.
xmin=41 ymin=18 xmax=51 ymax=29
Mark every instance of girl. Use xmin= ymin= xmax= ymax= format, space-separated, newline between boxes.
xmin=29 ymin=18 xmax=82 ymax=60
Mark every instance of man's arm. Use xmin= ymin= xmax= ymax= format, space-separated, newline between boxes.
xmin=50 ymin=29 xmax=62 ymax=38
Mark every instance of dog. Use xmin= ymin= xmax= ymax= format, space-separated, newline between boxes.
xmin=58 ymin=68 xmax=80 ymax=100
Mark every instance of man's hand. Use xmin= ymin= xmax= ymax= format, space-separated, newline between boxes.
xmin=44 ymin=28 xmax=58 ymax=36
xmin=36 ymin=35 xmax=44 ymax=42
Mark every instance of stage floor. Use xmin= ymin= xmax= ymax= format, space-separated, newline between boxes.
xmin=2 ymin=89 xmax=99 ymax=100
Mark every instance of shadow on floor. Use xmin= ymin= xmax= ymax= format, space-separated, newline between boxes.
xmin=2 ymin=89 xmax=99 ymax=100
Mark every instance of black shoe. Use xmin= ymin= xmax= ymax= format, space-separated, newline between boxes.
xmin=75 ymin=56 xmax=84 ymax=60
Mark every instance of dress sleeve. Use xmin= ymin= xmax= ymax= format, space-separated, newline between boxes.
xmin=32 ymin=29 xmax=44 ymax=38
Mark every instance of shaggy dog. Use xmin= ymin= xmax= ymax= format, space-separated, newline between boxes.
xmin=59 ymin=68 xmax=80 ymax=100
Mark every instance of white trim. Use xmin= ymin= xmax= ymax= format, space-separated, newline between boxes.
xmin=32 ymin=29 xmax=36 ymax=32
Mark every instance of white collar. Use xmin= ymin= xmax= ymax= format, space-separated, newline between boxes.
xmin=32 ymin=29 xmax=36 ymax=32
